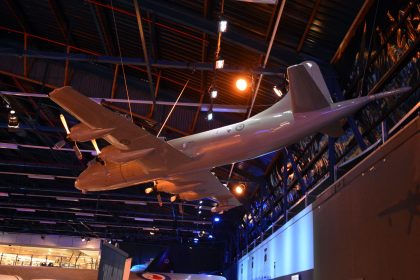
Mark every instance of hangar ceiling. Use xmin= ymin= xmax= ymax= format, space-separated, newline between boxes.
xmin=0 ymin=0 xmax=417 ymax=247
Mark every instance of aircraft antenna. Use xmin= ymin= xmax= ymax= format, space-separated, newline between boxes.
xmin=156 ymin=79 xmax=190 ymax=138
xmin=110 ymin=0 xmax=134 ymax=123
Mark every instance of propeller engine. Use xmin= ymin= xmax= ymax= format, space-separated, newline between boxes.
xmin=55 ymin=114 xmax=109 ymax=160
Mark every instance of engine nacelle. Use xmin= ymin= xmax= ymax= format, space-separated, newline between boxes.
xmin=70 ymin=123 xmax=114 ymax=142
xmin=99 ymin=145 xmax=155 ymax=163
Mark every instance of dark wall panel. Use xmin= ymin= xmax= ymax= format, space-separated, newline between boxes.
xmin=313 ymin=117 xmax=420 ymax=280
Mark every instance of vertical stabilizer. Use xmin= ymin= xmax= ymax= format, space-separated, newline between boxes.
xmin=287 ymin=61 xmax=333 ymax=113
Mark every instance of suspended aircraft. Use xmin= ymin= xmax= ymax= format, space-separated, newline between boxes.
xmin=49 ymin=61 xmax=410 ymax=212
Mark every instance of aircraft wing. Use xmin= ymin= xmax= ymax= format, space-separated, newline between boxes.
xmin=49 ymin=86 xmax=194 ymax=169
xmin=158 ymin=170 xmax=241 ymax=212
xmin=50 ymin=87 xmax=240 ymax=209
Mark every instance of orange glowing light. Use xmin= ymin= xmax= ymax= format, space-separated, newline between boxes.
xmin=236 ymin=78 xmax=248 ymax=91
xmin=234 ymin=184 xmax=245 ymax=195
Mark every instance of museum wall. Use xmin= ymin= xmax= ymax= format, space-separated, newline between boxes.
xmin=313 ymin=117 xmax=419 ymax=279
xmin=237 ymin=117 xmax=419 ymax=280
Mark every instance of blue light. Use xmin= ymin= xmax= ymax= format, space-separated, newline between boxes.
xmin=209 ymin=235 xmax=214 ymax=239
xmin=193 ymin=238 xmax=199 ymax=243
xmin=214 ymin=217 xmax=220 ymax=222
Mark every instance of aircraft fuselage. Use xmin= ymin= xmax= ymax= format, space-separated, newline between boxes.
xmin=75 ymin=94 xmax=374 ymax=192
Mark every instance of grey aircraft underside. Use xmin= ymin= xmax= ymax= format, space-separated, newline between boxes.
xmin=49 ymin=61 xmax=410 ymax=212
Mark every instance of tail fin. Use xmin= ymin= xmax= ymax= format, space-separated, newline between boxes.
xmin=287 ymin=61 xmax=333 ymax=113
xmin=288 ymin=61 xmax=345 ymax=136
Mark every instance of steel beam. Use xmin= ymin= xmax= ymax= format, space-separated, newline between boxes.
xmin=297 ymin=0 xmax=321 ymax=53
xmin=89 ymin=3 xmax=115 ymax=55
xmin=190 ymin=0 xmax=210 ymax=134
xmin=48 ymin=0 xmax=74 ymax=44
xmin=133 ymin=0 xmax=156 ymax=109
xmin=0 ymin=90 xmax=248 ymax=113
xmin=110 ymin=65 xmax=120 ymax=99
xmin=87 ymin=0 xmax=300 ymax=66
xmin=0 ymin=48 xmax=284 ymax=75
xmin=331 ymin=0 xmax=375 ymax=63
xmin=4 ymin=0 xmax=28 ymax=32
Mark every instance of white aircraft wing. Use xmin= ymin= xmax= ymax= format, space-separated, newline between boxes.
xmin=158 ymin=170 xmax=241 ymax=212
xmin=49 ymin=86 xmax=193 ymax=170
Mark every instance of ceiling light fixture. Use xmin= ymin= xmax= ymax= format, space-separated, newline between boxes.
xmin=236 ymin=78 xmax=248 ymax=91
xmin=8 ymin=110 xmax=19 ymax=128
xmin=218 ymin=19 xmax=227 ymax=33
xmin=207 ymin=111 xmax=213 ymax=121
xmin=210 ymin=88 xmax=218 ymax=99
xmin=215 ymin=58 xmax=224 ymax=69
xmin=273 ymin=86 xmax=283 ymax=97
xmin=234 ymin=184 xmax=245 ymax=195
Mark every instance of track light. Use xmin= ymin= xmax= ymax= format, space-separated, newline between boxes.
xmin=215 ymin=58 xmax=224 ymax=69
xmin=218 ymin=19 xmax=227 ymax=33
xmin=207 ymin=111 xmax=213 ymax=121
xmin=8 ymin=110 xmax=19 ymax=128
xmin=273 ymin=86 xmax=283 ymax=97
xmin=236 ymin=78 xmax=248 ymax=91
xmin=210 ymin=87 xmax=218 ymax=98
xmin=234 ymin=183 xmax=245 ymax=195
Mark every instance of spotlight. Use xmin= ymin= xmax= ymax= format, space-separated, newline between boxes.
xmin=108 ymin=240 xmax=112 ymax=244
xmin=198 ymin=210 xmax=202 ymax=214
xmin=149 ymin=231 xmax=155 ymax=236
xmin=145 ymin=187 xmax=153 ymax=194
xmin=214 ymin=217 xmax=220 ymax=223
xmin=218 ymin=19 xmax=227 ymax=33
xmin=8 ymin=110 xmax=19 ymax=128
xmin=215 ymin=58 xmax=224 ymax=69
xmin=207 ymin=112 xmax=213 ymax=121
xmin=234 ymin=184 xmax=245 ymax=195
xmin=211 ymin=89 xmax=218 ymax=99
xmin=81 ymin=237 xmax=86 ymax=242
xmin=199 ymin=200 xmax=203 ymax=204
xmin=209 ymin=235 xmax=214 ymax=239
xmin=235 ymin=78 xmax=248 ymax=91
xmin=273 ymin=86 xmax=283 ymax=97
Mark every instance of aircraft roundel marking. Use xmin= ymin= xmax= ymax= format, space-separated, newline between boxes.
xmin=139 ymin=272 xmax=170 ymax=280
xmin=235 ymin=123 xmax=245 ymax=131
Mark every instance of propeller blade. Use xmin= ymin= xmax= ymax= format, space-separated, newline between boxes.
xmin=60 ymin=114 xmax=70 ymax=135
xmin=157 ymin=193 xmax=163 ymax=207
xmin=178 ymin=202 xmax=184 ymax=215
xmin=73 ymin=143 xmax=83 ymax=160
xmin=91 ymin=139 xmax=101 ymax=155
xmin=53 ymin=139 xmax=66 ymax=149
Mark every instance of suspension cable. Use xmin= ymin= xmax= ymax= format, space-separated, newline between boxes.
xmin=110 ymin=0 xmax=134 ymax=122
xmin=156 ymin=79 xmax=190 ymax=138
